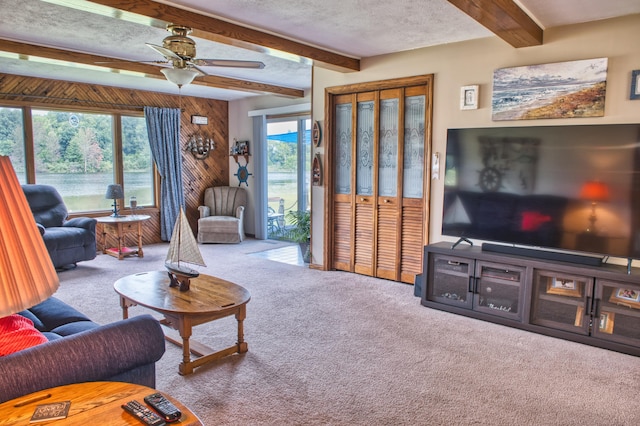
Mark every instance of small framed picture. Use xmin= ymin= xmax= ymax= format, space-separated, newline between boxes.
xmin=609 ymin=287 xmax=640 ymax=309
xmin=598 ymin=311 xmax=615 ymax=334
xmin=630 ymin=70 xmax=640 ymax=100
xmin=460 ymin=85 xmax=479 ymax=110
xmin=547 ymin=277 xmax=581 ymax=297
xmin=230 ymin=140 xmax=250 ymax=156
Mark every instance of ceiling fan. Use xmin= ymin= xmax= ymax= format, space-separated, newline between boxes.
xmin=147 ymin=24 xmax=265 ymax=87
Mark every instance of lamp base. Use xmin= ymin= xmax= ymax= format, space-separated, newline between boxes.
xmin=110 ymin=199 xmax=121 ymax=217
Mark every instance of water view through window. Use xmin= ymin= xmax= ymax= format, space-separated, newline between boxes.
xmin=0 ymin=107 xmax=154 ymax=213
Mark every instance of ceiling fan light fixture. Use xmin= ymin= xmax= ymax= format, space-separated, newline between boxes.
xmin=161 ymin=67 xmax=199 ymax=88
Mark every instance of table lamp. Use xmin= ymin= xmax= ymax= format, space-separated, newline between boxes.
xmin=105 ymin=184 xmax=124 ymax=217
xmin=0 ymin=156 xmax=59 ymax=352
xmin=580 ymin=180 xmax=610 ymax=233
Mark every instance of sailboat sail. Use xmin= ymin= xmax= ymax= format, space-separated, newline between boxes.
xmin=165 ymin=208 xmax=206 ymax=276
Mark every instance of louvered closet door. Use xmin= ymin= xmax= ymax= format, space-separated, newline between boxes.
xmin=376 ymin=89 xmax=402 ymax=280
xmin=400 ymin=86 xmax=427 ymax=283
xmin=331 ymin=84 xmax=428 ymax=284
xmin=354 ymin=92 xmax=376 ymax=276
xmin=332 ymin=94 xmax=354 ymax=272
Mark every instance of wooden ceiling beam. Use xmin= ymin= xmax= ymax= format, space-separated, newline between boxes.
xmin=0 ymin=39 xmax=304 ymax=98
xmin=85 ymin=0 xmax=360 ymax=72
xmin=446 ymin=0 xmax=543 ymax=48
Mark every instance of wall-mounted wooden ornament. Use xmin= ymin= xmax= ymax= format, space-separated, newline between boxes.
xmin=312 ymin=153 xmax=322 ymax=186
xmin=312 ymin=121 xmax=322 ymax=147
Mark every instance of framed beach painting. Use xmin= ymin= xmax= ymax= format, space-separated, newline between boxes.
xmin=492 ymin=58 xmax=608 ymax=121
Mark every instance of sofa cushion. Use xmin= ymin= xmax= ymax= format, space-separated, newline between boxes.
xmin=51 ymin=321 xmax=100 ymax=337
xmin=26 ymin=297 xmax=92 ymax=332
xmin=198 ymin=216 xmax=241 ymax=232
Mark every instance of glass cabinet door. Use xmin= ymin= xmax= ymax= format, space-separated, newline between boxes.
xmin=593 ymin=280 xmax=640 ymax=346
xmin=530 ymin=270 xmax=591 ymax=334
xmin=474 ymin=261 xmax=525 ymax=321
xmin=427 ymin=254 xmax=473 ymax=310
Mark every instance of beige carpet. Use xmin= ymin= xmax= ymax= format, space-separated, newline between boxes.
xmin=54 ymin=239 xmax=640 ymax=425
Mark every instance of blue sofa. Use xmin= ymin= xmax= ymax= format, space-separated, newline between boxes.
xmin=0 ymin=297 xmax=165 ymax=404
xmin=22 ymin=184 xmax=97 ymax=269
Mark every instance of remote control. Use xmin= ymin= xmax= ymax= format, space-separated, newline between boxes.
xmin=122 ymin=400 xmax=166 ymax=426
xmin=144 ymin=393 xmax=182 ymax=423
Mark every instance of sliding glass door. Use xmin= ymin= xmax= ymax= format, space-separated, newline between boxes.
xmin=266 ymin=117 xmax=311 ymax=238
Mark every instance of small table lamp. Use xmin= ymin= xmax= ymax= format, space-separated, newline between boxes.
xmin=105 ymin=184 xmax=124 ymax=217
xmin=580 ymin=181 xmax=610 ymax=233
xmin=0 ymin=156 xmax=59 ymax=351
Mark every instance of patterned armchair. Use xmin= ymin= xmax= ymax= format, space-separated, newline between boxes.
xmin=197 ymin=186 xmax=247 ymax=244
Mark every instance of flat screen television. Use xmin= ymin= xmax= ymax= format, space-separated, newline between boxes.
xmin=443 ymin=124 xmax=640 ymax=261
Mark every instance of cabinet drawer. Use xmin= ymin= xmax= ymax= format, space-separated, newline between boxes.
xmin=434 ymin=257 xmax=470 ymax=274
xmin=480 ymin=266 xmax=521 ymax=282
xmin=121 ymin=222 xmax=137 ymax=232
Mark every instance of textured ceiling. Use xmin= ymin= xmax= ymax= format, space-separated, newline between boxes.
xmin=0 ymin=0 xmax=639 ymax=101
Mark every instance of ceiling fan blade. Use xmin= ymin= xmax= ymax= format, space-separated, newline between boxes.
xmin=190 ymin=64 xmax=210 ymax=76
xmin=146 ymin=43 xmax=182 ymax=61
xmin=192 ymin=59 xmax=266 ymax=69
xmin=95 ymin=60 xmax=168 ymax=65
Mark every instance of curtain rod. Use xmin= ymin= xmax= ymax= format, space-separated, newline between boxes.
xmin=0 ymin=92 xmax=145 ymax=111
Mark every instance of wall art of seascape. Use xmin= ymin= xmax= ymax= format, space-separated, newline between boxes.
xmin=492 ymin=58 xmax=608 ymax=121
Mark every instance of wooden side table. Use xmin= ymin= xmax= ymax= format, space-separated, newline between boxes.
xmin=114 ymin=271 xmax=251 ymax=375
xmin=96 ymin=215 xmax=151 ymax=260
xmin=0 ymin=381 xmax=202 ymax=425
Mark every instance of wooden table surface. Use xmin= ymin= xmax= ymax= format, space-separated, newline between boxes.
xmin=114 ymin=271 xmax=251 ymax=375
xmin=113 ymin=271 xmax=251 ymax=316
xmin=0 ymin=381 xmax=202 ymax=425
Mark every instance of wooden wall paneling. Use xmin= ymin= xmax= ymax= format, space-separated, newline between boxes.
xmin=0 ymin=73 xmax=229 ymax=244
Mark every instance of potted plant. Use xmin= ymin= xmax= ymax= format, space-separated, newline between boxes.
xmin=285 ymin=209 xmax=311 ymax=263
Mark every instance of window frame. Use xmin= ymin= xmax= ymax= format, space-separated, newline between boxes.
xmin=1 ymin=103 xmax=158 ymax=217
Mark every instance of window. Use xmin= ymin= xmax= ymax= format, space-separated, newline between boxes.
xmin=0 ymin=107 xmax=26 ymax=183
xmin=122 ymin=116 xmax=153 ymax=208
xmin=32 ymin=109 xmax=115 ymax=212
xmin=1 ymin=105 xmax=155 ymax=214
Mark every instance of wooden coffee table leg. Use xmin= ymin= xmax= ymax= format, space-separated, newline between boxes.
xmin=236 ymin=305 xmax=248 ymax=353
xmin=178 ymin=320 xmax=194 ymax=376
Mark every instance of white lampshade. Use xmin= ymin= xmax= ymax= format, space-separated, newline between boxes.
xmin=0 ymin=156 xmax=59 ymax=317
xmin=161 ymin=68 xmax=199 ymax=87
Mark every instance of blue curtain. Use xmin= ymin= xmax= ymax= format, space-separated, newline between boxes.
xmin=144 ymin=106 xmax=184 ymax=241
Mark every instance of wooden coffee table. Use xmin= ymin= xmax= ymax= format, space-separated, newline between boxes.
xmin=114 ymin=271 xmax=251 ymax=375
xmin=0 ymin=381 xmax=202 ymax=425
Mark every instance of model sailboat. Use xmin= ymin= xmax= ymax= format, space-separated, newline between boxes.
xmin=165 ymin=208 xmax=206 ymax=291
